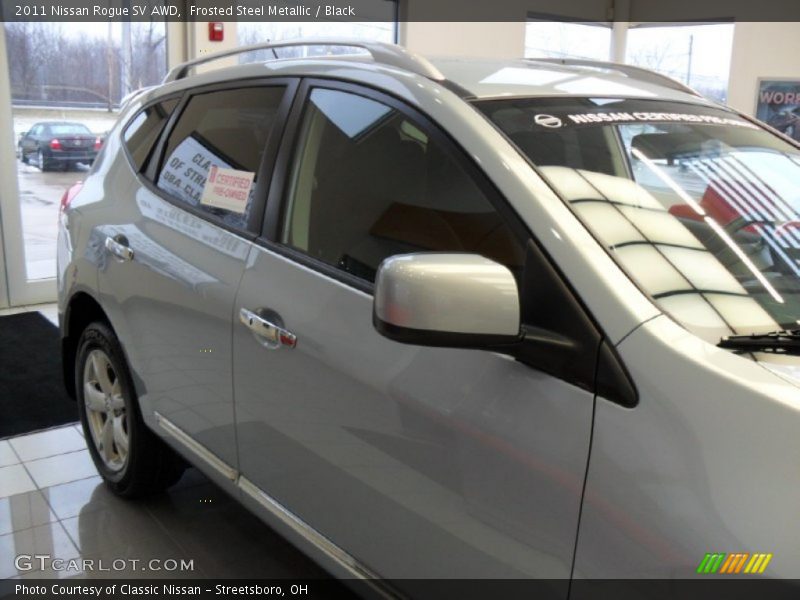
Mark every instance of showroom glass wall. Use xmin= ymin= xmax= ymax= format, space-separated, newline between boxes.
xmin=626 ymin=23 xmax=734 ymax=102
xmin=235 ymin=21 xmax=396 ymax=65
xmin=525 ymin=21 xmax=612 ymax=61
xmin=0 ymin=21 xmax=167 ymax=305
xmin=238 ymin=21 xmax=396 ymax=48
xmin=524 ymin=21 xmax=734 ymax=103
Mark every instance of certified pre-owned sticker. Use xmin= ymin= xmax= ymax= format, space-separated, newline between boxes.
xmin=534 ymin=114 xmax=563 ymax=128
xmin=200 ymin=166 xmax=254 ymax=214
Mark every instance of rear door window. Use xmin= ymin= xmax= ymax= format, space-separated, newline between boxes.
xmin=156 ymin=86 xmax=286 ymax=233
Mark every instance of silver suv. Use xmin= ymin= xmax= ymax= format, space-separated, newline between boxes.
xmin=58 ymin=40 xmax=800 ymax=585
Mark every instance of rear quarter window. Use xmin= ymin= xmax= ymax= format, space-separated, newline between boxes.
xmin=123 ymin=97 xmax=180 ymax=172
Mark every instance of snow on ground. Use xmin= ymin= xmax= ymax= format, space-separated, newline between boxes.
xmin=13 ymin=106 xmax=120 ymax=139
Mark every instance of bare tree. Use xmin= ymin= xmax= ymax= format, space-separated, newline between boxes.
xmin=130 ymin=21 xmax=166 ymax=90
xmin=5 ymin=23 xmax=31 ymax=97
xmin=4 ymin=21 xmax=166 ymax=107
xmin=630 ymin=41 xmax=676 ymax=75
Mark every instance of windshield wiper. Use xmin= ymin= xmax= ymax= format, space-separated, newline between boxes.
xmin=718 ymin=330 xmax=800 ymax=355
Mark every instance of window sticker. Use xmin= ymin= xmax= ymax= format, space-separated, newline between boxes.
xmin=199 ymin=165 xmax=254 ymax=214
xmin=158 ymin=136 xmax=230 ymax=205
xmin=158 ymin=135 xmax=256 ymax=216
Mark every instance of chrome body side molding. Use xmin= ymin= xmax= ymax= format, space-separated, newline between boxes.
xmin=238 ymin=476 xmax=384 ymax=583
xmin=154 ymin=412 xmax=387 ymax=590
xmin=154 ymin=412 xmax=237 ymax=481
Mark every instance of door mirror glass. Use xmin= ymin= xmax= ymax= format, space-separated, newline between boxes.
xmin=373 ymin=253 xmax=521 ymax=348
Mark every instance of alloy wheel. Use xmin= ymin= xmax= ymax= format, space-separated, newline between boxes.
xmin=82 ymin=349 xmax=129 ymax=472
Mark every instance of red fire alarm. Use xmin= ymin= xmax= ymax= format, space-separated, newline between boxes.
xmin=209 ymin=22 xmax=224 ymax=42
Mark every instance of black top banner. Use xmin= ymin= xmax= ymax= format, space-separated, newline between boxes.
xmin=2 ymin=0 xmax=800 ymax=22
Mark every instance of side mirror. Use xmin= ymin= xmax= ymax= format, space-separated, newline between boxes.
xmin=373 ymin=253 xmax=522 ymax=349
xmin=19 ymin=131 xmax=27 ymax=138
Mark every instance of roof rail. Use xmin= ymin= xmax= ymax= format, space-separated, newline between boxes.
xmin=120 ymin=85 xmax=155 ymax=110
xmin=163 ymin=38 xmax=445 ymax=83
xmin=526 ymin=57 xmax=702 ymax=97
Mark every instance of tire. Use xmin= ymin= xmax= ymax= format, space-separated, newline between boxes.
xmin=75 ymin=322 xmax=185 ymax=498
xmin=38 ymin=149 xmax=51 ymax=172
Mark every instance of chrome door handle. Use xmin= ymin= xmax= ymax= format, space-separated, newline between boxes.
xmin=105 ymin=236 xmax=134 ymax=262
xmin=239 ymin=308 xmax=297 ymax=349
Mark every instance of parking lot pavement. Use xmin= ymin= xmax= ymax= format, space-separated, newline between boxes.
xmin=16 ymin=160 xmax=88 ymax=281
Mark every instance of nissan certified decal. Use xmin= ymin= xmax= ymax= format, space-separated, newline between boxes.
xmin=533 ymin=114 xmax=563 ymax=128
xmin=532 ymin=111 xmax=759 ymax=129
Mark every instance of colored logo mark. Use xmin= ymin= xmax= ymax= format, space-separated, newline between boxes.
xmin=696 ymin=552 xmax=773 ymax=574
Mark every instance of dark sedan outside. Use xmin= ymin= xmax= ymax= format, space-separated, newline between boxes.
xmin=18 ymin=121 xmax=102 ymax=171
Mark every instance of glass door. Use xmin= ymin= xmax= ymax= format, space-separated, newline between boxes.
xmin=0 ymin=21 xmax=167 ymax=306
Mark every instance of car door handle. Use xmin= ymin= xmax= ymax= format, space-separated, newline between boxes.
xmin=239 ymin=308 xmax=297 ymax=349
xmin=105 ymin=235 xmax=134 ymax=262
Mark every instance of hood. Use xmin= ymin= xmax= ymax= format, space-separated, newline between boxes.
xmin=760 ymin=359 xmax=800 ymax=389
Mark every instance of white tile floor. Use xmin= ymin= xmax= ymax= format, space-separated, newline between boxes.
xmin=9 ymin=427 xmax=85 ymax=462
xmin=0 ymin=427 xmax=98 ymax=503
xmin=25 ymin=450 xmax=98 ymax=489
xmin=0 ymin=423 xmax=337 ymax=581
xmin=0 ymin=306 xmax=339 ymax=584
xmin=0 ymin=464 xmax=36 ymax=498
xmin=0 ymin=442 xmax=19 ymax=468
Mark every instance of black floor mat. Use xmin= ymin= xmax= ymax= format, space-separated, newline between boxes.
xmin=0 ymin=311 xmax=78 ymax=438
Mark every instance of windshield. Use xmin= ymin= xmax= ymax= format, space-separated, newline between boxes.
xmin=477 ymin=97 xmax=800 ymax=344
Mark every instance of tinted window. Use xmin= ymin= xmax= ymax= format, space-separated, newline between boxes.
xmin=124 ymin=98 xmax=179 ymax=171
xmin=282 ymin=88 xmax=524 ymax=282
xmin=156 ymin=86 xmax=286 ymax=232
